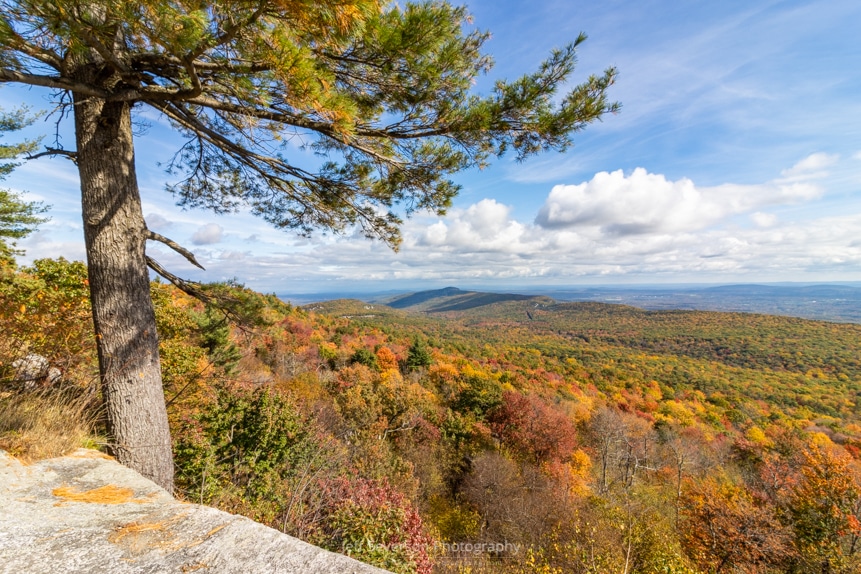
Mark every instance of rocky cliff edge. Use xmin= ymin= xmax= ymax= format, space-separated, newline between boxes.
xmin=0 ymin=449 xmax=390 ymax=574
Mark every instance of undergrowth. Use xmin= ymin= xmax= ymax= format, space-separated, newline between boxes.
xmin=0 ymin=388 xmax=101 ymax=462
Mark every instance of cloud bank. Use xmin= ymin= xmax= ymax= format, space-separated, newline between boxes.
xmin=16 ymin=154 xmax=861 ymax=292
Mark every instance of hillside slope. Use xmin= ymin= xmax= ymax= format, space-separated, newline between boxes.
xmin=376 ymin=287 xmax=547 ymax=313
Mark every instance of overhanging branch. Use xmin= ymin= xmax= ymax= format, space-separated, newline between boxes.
xmin=146 ymin=230 xmax=205 ymax=270
xmin=145 ymin=256 xmax=210 ymax=302
xmin=27 ymin=147 xmax=77 ymax=162
xmin=0 ymin=68 xmax=108 ymax=98
xmin=2 ymin=30 xmax=63 ymax=70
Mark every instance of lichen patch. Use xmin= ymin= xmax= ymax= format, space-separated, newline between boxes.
xmin=52 ymin=484 xmax=149 ymax=504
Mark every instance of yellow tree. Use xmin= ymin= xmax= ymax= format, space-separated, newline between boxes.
xmin=790 ymin=444 xmax=861 ymax=572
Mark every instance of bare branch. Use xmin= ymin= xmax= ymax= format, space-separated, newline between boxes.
xmin=131 ymin=52 xmax=271 ymax=74
xmin=146 ymin=230 xmax=205 ymax=270
xmin=27 ymin=147 xmax=77 ymax=161
xmin=145 ymin=256 xmax=210 ymax=301
xmin=181 ymin=56 xmax=202 ymax=99
xmin=108 ymin=83 xmax=203 ymax=103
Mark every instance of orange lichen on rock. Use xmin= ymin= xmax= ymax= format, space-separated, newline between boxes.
xmin=52 ymin=484 xmax=149 ymax=505
xmin=109 ymin=520 xmax=171 ymax=543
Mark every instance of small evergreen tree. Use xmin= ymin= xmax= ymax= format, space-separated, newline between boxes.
xmin=350 ymin=348 xmax=379 ymax=370
xmin=405 ymin=337 xmax=432 ymax=371
xmin=0 ymin=107 xmax=47 ymax=264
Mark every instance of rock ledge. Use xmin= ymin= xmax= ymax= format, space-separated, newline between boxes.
xmin=0 ymin=449 xmax=390 ymax=574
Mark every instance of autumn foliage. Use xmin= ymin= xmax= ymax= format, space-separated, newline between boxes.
xmin=5 ymin=262 xmax=861 ymax=573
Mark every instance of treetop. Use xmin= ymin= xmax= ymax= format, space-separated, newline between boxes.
xmin=0 ymin=1 xmax=617 ymax=246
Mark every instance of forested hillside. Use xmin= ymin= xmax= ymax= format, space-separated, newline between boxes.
xmin=2 ymin=260 xmax=860 ymax=573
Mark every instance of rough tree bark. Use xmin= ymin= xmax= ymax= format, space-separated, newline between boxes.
xmin=74 ymin=88 xmax=174 ymax=492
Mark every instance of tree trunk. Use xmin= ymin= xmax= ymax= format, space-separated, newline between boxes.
xmin=74 ymin=92 xmax=174 ymax=492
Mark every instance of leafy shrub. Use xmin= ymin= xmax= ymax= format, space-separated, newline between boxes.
xmin=173 ymin=385 xmax=319 ymax=518
xmin=0 ymin=258 xmax=95 ymax=388
xmin=314 ymin=475 xmax=434 ymax=574
xmin=351 ymin=348 xmax=379 ymax=370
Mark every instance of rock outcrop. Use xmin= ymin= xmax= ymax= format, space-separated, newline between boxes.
xmin=0 ymin=449 xmax=390 ymax=574
xmin=10 ymin=353 xmax=62 ymax=389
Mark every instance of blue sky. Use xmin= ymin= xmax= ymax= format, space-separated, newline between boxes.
xmin=3 ymin=0 xmax=861 ymax=297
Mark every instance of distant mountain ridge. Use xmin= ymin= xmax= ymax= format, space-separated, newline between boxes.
xmin=375 ymin=287 xmax=545 ymax=313
xmin=381 ymin=286 xmax=467 ymax=309
xmin=542 ymin=283 xmax=861 ymax=323
xmin=296 ymin=283 xmax=861 ymax=324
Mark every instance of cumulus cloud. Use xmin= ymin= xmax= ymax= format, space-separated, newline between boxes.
xmin=192 ymin=223 xmax=224 ymax=245
xmin=415 ymin=199 xmax=530 ymax=253
xmin=534 ymin=167 xmax=821 ymax=236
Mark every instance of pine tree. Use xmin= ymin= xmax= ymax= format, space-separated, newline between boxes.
xmin=405 ymin=337 xmax=432 ymax=371
xmin=0 ymin=0 xmax=617 ymax=490
xmin=0 ymin=107 xmax=47 ymax=264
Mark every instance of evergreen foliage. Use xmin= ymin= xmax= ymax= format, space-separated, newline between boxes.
xmin=405 ymin=337 xmax=432 ymax=371
xmin=0 ymin=107 xmax=47 ymax=262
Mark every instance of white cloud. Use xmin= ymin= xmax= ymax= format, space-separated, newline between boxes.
xmin=18 ymin=230 xmax=86 ymax=264
xmin=534 ymin=167 xmax=821 ymax=236
xmin=191 ymin=223 xmax=224 ymax=245
xmin=751 ymin=212 xmax=777 ymax=228
xmin=779 ymin=152 xmax=839 ymax=180
xmin=218 ymin=250 xmax=249 ymax=261
xmin=415 ymin=199 xmax=530 ymax=253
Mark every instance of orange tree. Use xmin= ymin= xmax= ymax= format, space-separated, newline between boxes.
xmin=680 ymin=474 xmax=794 ymax=573
xmin=790 ymin=443 xmax=861 ymax=572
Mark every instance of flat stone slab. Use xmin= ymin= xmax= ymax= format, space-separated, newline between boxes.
xmin=0 ymin=449 xmax=390 ymax=574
